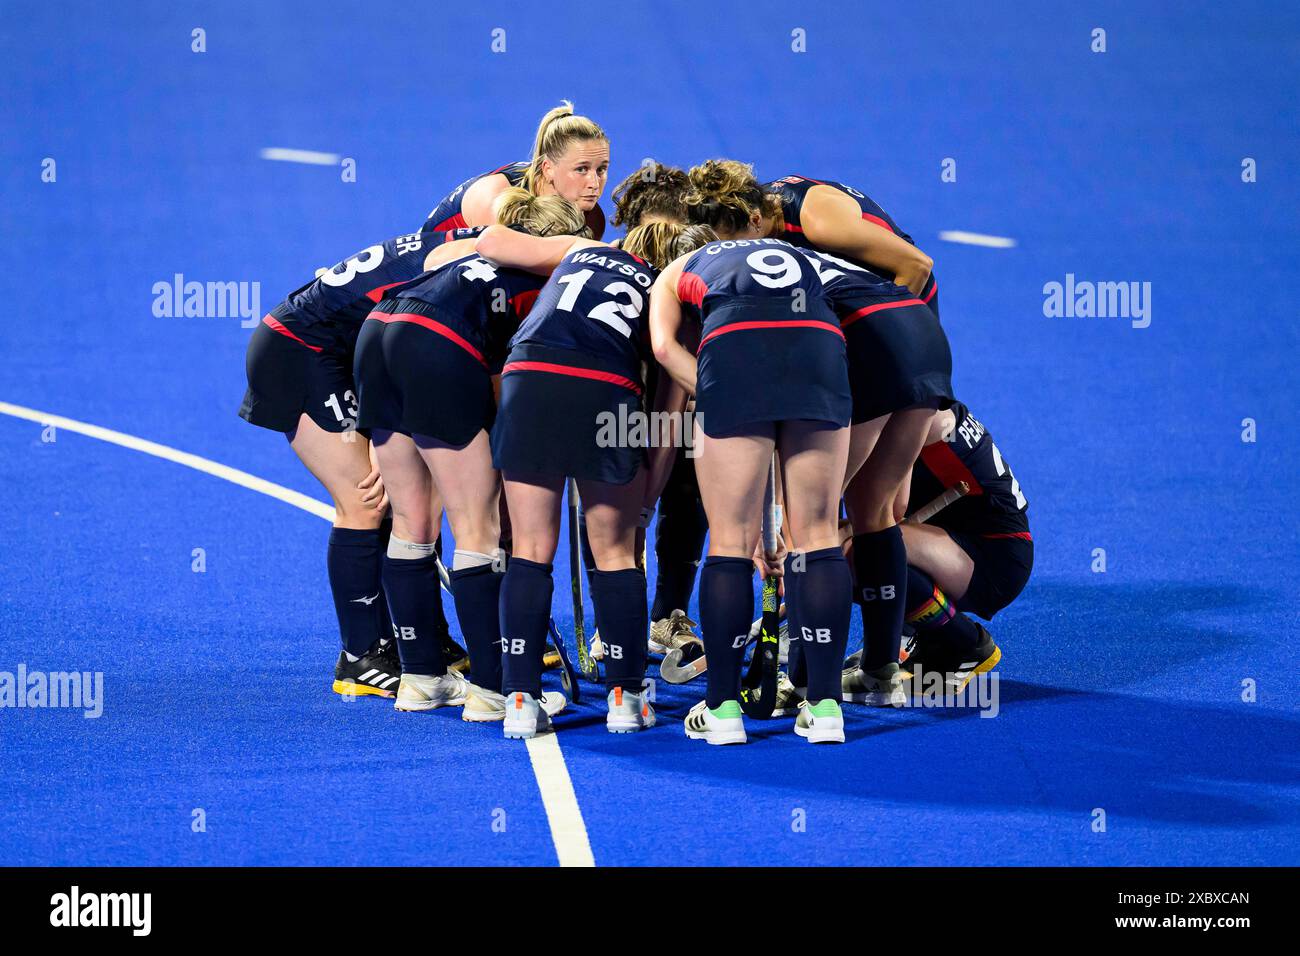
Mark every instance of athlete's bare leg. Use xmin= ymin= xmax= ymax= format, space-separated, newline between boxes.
xmin=289 ymin=413 xmax=386 ymax=530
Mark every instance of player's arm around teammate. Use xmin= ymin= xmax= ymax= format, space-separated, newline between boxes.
xmin=476 ymin=220 xmax=708 ymax=737
xmin=650 ymin=224 xmax=854 ymax=746
xmin=355 ymin=192 xmax=587 ymax=716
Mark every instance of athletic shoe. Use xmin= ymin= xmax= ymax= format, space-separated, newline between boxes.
xmin=843 ymin=648 xmax=862 ymax=671
xmin=332 ymin=640 xmax=402 ymax=699
xmin=503 ymin=691 xmax=568 ymax=739
xmin=770 ymin=671 xmax=807 ymax=717
xmin=435 ymin=624 xmax=470 ymax=675
xmin=898 ymin=626 xmax=918 ymax=665
xmin=464 ymin=687 xmax=566 ymax=723
xmin=606 ymin=686 xmax=656 ymax=733
xmin=842 ymin=662 xmax=906 ymax=707
xmin=905 ymin=623 xmax=1001 ymax=695
xmin=394 ymin=670 xmax=470 ymax=712
xmin=649 ymin=609 xmax=699 ymax=655
xmin=683 ymin=699 xmax=747 ymax=745
xmin=795 ymin=698 xmax=845 ymax=744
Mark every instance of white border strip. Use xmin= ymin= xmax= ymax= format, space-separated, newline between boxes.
xmin=938 ymin=230 xmax=1017 ymax=248
xmin=0 ymin=400 xmax=595 ymax=868
xmin=259 ymin=147 xmax=342 ymax=166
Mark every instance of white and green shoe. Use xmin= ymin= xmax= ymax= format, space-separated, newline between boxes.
xmin=795 ymin=698 xmax=845 ymax=744
xmin=683 ymin=699 xmax=746 ymax=745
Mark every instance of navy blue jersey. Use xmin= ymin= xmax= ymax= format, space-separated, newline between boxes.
xmin=909 ymin=402 xmax=1030 ymax=537
xmin=797 ymin=248 xmax=921 ymax=322
xmin=677 ymin=238 xmax=842 ymax=348
xmin=509 ymin=244 xmax=657 ymax=379
xmin=421 ymin=161 xmax=529 ymax=235
xmin=765 ymin=175 xmax=938 ymax=313
xmin=265 ymin=229 xmax=475 ymax=352
xmin=373 ymin=253 xmax=545 ymax=373
xmin=766 ymin=175 xmax=913 ymax=245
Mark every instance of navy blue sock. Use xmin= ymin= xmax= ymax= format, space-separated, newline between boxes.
xmin=905 ymin=565 xmax=981 ymax=652
xmin=787 ymin=548 xmax=851 ymax=703
xmin=327 ymin=527 xmax=386 ymax=657
xmin=374 ymin=517 xmax=394 ymax=644
xmin=449 ymin=562 xmax=505 ymax=692
xmin=590 ymin=567 xmax=649 ymax=693
xmin=785 ymin=557 xmax=805 ymax=686
xmin=499 ymin=557 xmax=553 ymax=697
xmin=382 ymin=551 xmax=446 ymax=676
xmin=430 ymin=535 xmax=450 ymax=632
xmin=699 ymin=555 xmax=754 ymax=709
xmin=852 ymin=526 xmax=908 ymax=670
xmin=650 ymin=457 xmax=709 ymax=620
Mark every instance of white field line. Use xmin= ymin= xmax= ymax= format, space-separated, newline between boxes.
xmin=259 ymin=147 xmax=341 ymax=166
xmin=938 ymin=230 xmax=1017 ymax=248
xmin=0 ymin=399 xmax=595 ymax=868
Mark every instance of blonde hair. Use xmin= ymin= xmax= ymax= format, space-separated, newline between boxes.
xmin=522 ymin=101 xmax=608 ymax=194
xmin=494 ymin=186 xmax=592 ymax=238
xmin=684 ymin=159 xmax=782 ymax=235
xmin=622 ymin=222 xmax=716 ymax=270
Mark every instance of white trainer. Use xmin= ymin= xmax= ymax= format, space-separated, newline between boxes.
xmin=683 ymin=699 xmax=747 ymax=745
xmin=794 ymin=698 xmax=846 ymax=744
xmin=393 ymin=670 xmax=470 ymax=712
xmin=606 ymin=686 xmax=656 ymax=733
xmin=502 ymin=691 xmax=568 ymax=739
xmin=465 ymin=687 xmax=566 ymax=723
xmin=842 ymin=662 xmax=906 ymax=707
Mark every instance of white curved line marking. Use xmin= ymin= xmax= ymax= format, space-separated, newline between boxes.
xmin=0 ymin=400 xmax=595 ymax=868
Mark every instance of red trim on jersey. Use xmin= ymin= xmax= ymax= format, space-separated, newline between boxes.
xmin=793 ymin=175 xmax=826 ymax=185
xmin=699 ymin=319 xmax=845 ymax=347
xmin=625 ymin=250 xmax=646 ymax=265
xmin=509 ymin=289 xmax=540 ymax=317
xmin=430 ymin=213 xmax=468 ymax=233
xmin=919 ymin=442 xmax=984 ymax=496
xmin=839 ymin=298 xmax=927 ymax=330
xmin=923 ymin=280 xmax=938 ymax=304
xmin=365 ymin=281 xmax=407 ymax=303
xmin=263 ymin=314 xmax=323 ymax=353
xmin=502 ymin=360 xmax=642 ymax=395
xmin=983 ymin=531 xmax=1033 ymax=541
xmin=783 ymin=223 xmax=805 ymax=234
xmin=677 ymin=271 xmax=708 ymax=307
xmin=367 ymin=311 xmax=486 ymax=367
xmin=861 ymin=212 xmax=893 ymax=231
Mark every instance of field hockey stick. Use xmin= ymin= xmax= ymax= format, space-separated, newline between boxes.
xmin=659 ymin=602 xmax=789 ymax=684
xmin=568 ymin=478 xmax=600 ymax=682
xmin=905 ymin=481 xmax=970 ymax=525
xmin=740 ymin=457 xmax=780 ymax=718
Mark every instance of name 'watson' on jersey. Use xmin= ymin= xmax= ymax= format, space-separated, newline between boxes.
xmin=509 ymin=246 xmax=657 ymax=374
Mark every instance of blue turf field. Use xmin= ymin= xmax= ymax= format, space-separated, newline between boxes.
xmin=2 ymin=1 xmax=1298 ymax=866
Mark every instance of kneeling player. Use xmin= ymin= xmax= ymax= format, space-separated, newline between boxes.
xmin=894 ymin=402 xmax=1031 ymax=691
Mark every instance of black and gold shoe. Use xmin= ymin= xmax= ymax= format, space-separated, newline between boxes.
xmin=332 ymin=639 xmax=402 ymax=698
xmin=905 ymin=623 xmax=1001 ymax=695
